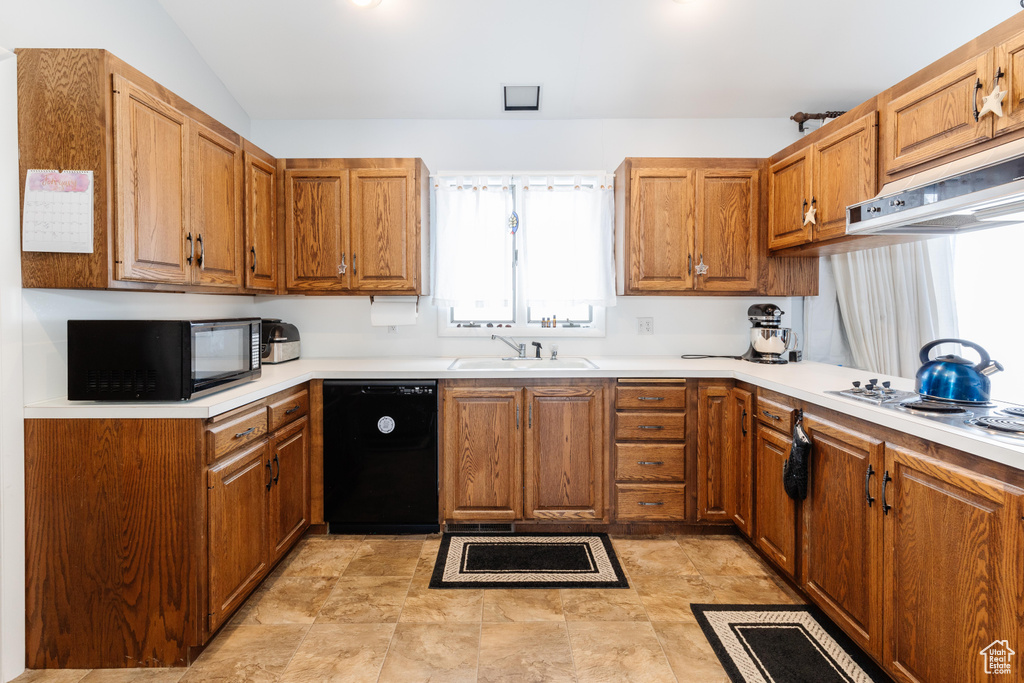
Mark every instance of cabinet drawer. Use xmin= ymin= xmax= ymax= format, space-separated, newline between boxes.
xmin=615 ymin=484 xmax=687 ymax=521
xmin=615 ymin=443 xmax=686 ymax=481
xmin=756 ymin=395 xmax=794 ymax=433
xmin=268 ymin=389 xmax=309 ymax=432
xmin=207 ymin=406 xmax=268 ymax=461
xmin=615 ymin=385 xmax=687 ymax=410
xmin=615 ymin=411 xmax=686 ymax=441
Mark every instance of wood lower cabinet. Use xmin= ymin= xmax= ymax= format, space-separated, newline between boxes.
xmin=883 ymin=445 xmax=1024 ymax=683
xmin=697 ymin=381 xmax=731 ymax=521
xmin=269 ymin=416 xmax=310 ymax=562
xmin=727 ymin=386 xmax=754 ymax=535
xmin=524 ymin=384 xmax=604 ymax=520
xmin=754 ymin=423 xmax=798 ymax=578
xmin=207 ymin=440 xmax=270 ymax=633
xmin=801 ymin=414 xmax=885 ymax=659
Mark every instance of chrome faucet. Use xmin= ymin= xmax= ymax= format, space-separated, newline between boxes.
xmin=492 ymin=334 xmax=527 ymax=358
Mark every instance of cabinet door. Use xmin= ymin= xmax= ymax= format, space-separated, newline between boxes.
xmin=812 ymin=113 xmax=878 ymax=242
xmin=754 ymin=424 xmax=798 ymax=578
xmin=995 ymin=31 xmax=1024 ymax=136
xmin=349 ymin=168 xmax=417 ymax=292
xmin=191 ymin=122 xmax=242 ymax=288
xmin=627 ymin=168 xmax=695 ymax=292
xmin=883 ymin=445 xmax=1024 ymax=683
xmin=883 ymin=52 xmax=994 ymax=176
xmin=801 ymin=415 xmax=884 ymax=659
xmin=442 ymin=386 xmax=522 ymax=520
xmin=524 ymin=384 xmax=604 ymax=521
xmin=269 ymin=416 xmax=309 ymax=564
xmin=284 ymin=170 xmax=349 ymax=291
xmin=112 ymin=74 xmax=190 ymax=284
xmin=697 ymin=382 xmax=731 ymax=521
xmin=207 ymin=440 xmax=269 ymax=633
xmin=694 ymin=169 xmax=758 ymax=292
xmin=768 ymin=149 xmax=812 ymax=250
xmin=243 ymin=152 xmax=278 ymax=291
xmin=728 ymin=387 xmax=754 ymax=537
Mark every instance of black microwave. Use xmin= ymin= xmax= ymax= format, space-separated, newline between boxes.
xmin=67 ymin=318 xmax=262 ymax=401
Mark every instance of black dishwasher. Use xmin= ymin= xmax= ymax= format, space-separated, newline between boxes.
xmin=322 ymin=380 xmax=439 ymax=534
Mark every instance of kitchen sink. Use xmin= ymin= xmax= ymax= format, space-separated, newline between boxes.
xmin=448 ymin=357 xmax=599 ymax=371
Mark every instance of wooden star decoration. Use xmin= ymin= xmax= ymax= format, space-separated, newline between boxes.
xmin=803 ymin=203 xmax=817 ymax=226
xmin=979 ymin=84 xmax=1008 ymax=119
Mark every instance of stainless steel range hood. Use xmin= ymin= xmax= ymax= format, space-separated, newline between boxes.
xmin=846 ymin=137 xmax=1024 ymax=235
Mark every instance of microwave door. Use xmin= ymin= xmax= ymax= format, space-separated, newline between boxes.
xmin=190 ymin=320 xmax=259 ymax=396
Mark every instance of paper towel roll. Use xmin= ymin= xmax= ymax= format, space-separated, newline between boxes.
xmin=369 ymin=296 xmax=419 ymax=326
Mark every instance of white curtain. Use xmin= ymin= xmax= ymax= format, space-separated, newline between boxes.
xmin=803 ymin=257 xmax=855 ymax=367
xmin=432 ymin=176 xmax=513 ymax=308
xmin=519 ymin=175 xmax=616 ymax=307
xmin=830 ymin=237 xmax=959 ymax=378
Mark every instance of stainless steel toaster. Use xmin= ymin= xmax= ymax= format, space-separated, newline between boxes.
xmin=261 ymin=319 xmax=300 ymax=364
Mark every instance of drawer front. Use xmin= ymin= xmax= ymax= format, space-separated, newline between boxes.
xmin=615 ymin=484 xmax=687 ymax=521
xmin=268 ymin=389 xmax=309 ymax=432
xmin=615 ymin=385 xmax=687 ymax=410
xmin=756 ymin=395 xmax=794 ymax=433
xmin=615 ymin=443 xmax=686 ymax=481
xmin=615 ymin=411 xmax=686 ymax=441
xmin=208 ymin=407 xmax=268 ymax=461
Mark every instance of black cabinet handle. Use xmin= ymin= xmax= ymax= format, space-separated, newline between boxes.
xmin=186 ymin=233 xmax=194 ymax=265
xmin=741 ymin=408 xmax=748 ymax=436
xmin=638 ymin=501 xmax=665 ymax=506
xmin=865 ymin=464 xmax=875 ymax=507
xmin=196 ymin=234 xmax=204 ymax=269
xmin=973 ymin=77 xmax=983 ymax=121
xmin=637 ymin=425 xmax=664 ymax=430
xmin=272 ymin=455 xmax=280 ymax=484
xmin=265 ymin=460 xmax=273 ymax=490
xmin=881 ymin=470 xmax=893 ymax=515
xmin=688 ymin=254 xmax=692 ymax=276
xmin=234 ymin=426 xmax=256 ymax=439
xmin=516 ymin=404 xmax=520 ymax=430
xmin=637 ymin=461 xmax=664 ymax=466
xmin=250 ymin=246 xmax=256 ymax=274
xmin=762 ymin=410 xmax=781 ymax=421
xmin=285 ymin=405 xmax=300 ymax=415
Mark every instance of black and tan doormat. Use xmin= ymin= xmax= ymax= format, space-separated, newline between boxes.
xmin=429 ymin=532 xmax=629 ymax=589
xmin=691 ymin=604 xmax=894 ymax=683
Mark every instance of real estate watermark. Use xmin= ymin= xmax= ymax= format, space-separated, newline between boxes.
xmin=980 ymin=640 xmax=1015 ymax=676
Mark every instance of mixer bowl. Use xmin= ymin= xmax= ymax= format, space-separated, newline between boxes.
xmin=751 ymin=327 xmax=795 ymax=356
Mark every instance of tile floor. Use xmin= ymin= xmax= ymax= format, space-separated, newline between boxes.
xmin=14 ymin=533 xmax=802 ymax=683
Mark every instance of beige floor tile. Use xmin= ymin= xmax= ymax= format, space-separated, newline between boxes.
xmin=482 ymin=589 xmax=564 ymax=622
xmin=676 ymin=537 xmax=771 ymax=577
xmin=633 ymin=575 xmax=716 ymax=622
xmin=704 ymin=574 xmax=801 ymax=605
xmin=239 ymin=576 xmax=337 ymax=624
xmin=343 ymin=540 xmax=424 ymax=577
xmin=274 ymin=537 xmax=363 ymax=578
xmin=399 ymin=588 xmax=484 ymax=622
xmin=317 ymin=576 xmax=411 ymax=623
xmin=367 ymin=534 xmax=428 ymax=541
xmin=652 ymin=621 xmax=729 ymax=683
xmin=10 ymin=673 xmax=90 ymax=683
xmin=560 ymin=588 xmax=647 ymax=621
xmin=478 ymin=622 xmax=576 ymax=683
xmin=179 ymin=624 xmax=309 ymax=683
xmin=567 ymin=621 xmax=676 ymax=683
xmin=278 ymin=623 xmax=395 ymax=683
xmin=376 ymin=623 xmax=480 ymax=683
xmin=79 ymin=672 xmax=183 ymax=682
xmin=407 ymin=540 xmax=442 ymax=589
xmin=611 ymin=538 xmax=701 ymax=578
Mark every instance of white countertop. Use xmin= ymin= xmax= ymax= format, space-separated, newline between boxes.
xmin=25 ymin=356 xmax=1024 ymax=471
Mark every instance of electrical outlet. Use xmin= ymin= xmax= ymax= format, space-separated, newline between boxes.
xmin=387 ymin=325 xmax=398 ymax=334
xmin=637 ymin=317 xmax=654 ymax=335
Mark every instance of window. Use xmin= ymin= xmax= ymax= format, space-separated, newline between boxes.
xmin=433 ymin=174 xmax=615 ymax=336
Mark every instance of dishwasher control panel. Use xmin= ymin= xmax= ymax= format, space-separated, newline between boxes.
xmin=398 ymin=386 xmax=434 ymax=395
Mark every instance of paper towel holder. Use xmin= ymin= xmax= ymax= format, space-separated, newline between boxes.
xmin=369 ymin=295 xmax=419 ymax=314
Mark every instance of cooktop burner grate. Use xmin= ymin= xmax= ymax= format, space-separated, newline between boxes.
xmin=900 ymin=399 xmax=969 ymax=414
xmin=1000 ymin=406 xmax=1024 ymax=419
xmin=968 ymin=416 xmax=1024 ymax=435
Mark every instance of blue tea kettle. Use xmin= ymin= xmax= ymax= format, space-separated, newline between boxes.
xmin=916 ymin=338 xmax=1003 ymax=404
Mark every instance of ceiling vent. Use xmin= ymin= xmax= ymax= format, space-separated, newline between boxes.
xmin=504 ymin=85 xmax=540 ymax=112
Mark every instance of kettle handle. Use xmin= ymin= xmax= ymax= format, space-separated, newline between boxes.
xmin=919 ymin=338 xmax=991 ymax=369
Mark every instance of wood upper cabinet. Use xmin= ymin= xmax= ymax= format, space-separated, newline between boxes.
xmin=994 ymin=30 xmax=1024 ymax=135
xmin=728 ymin=386 xmax=754 ymax=536
xmin=626 ymin=168 xmax=696 ymax=292
xmin=284 ymin=170 xmax=349 ymax=291
xmin=268 ymin=416 xmax=310 ymax=563
xmin=769 ymin=113 xmax=877 ymax=249
xmin=694 ymin=169 xmax=759 ymax=291
xmin=697 ymin=382 xmax=731 ymax=521
xmin=524 ymin=383 xmax=604 ymax=520
xmin=191 ymin=121 xmax=243 ymax=288
xmin=349 ymin=168 xmax=418 ymax=292
xmin=243 ymin=146 xmax=279 ymax=292
xmin=801 ymin=415 xmax=885 ymax=659
xmin=883 ymin=52 xmax=994 ymax=176
xmin=442 ymin=386 xmax=522 ymax=521
xmin=883 ymin=445 xmax=1024 ymax=683
xmin=754 ymin=423 xmax=798 ymax=578
xmin=113 ymin=74 xmax=191 ymax=284
xmin=207 ymin=439 xmax=270 ymax=634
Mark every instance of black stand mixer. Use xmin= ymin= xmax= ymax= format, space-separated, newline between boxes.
xmin=742 ymin=303 xmax=797 ymax=364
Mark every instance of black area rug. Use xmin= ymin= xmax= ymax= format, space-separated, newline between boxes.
xmin=429 ymin=533 xmax=629 ymax=589
xmin=692 ymin=604 xmax=894 ymax=683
